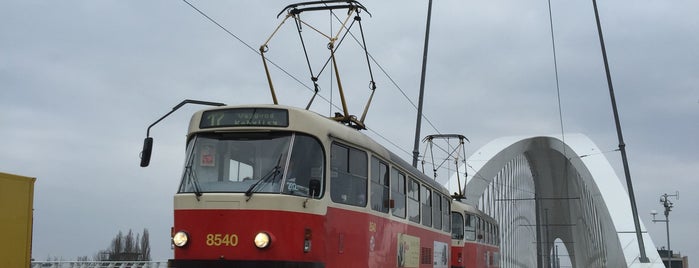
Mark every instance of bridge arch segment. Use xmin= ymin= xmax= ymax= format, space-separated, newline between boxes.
xmin=447 ymin=134 xmax=664 ymax=267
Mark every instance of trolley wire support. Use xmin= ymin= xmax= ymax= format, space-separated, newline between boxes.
xmin=259 ymin=0 xmax=376 ymax=130
xmin=421 ymin=134 xmax=470 ymax=200
xmin=277 ymin=1 xmax=371 ymax=18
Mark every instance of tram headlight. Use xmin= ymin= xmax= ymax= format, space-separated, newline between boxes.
xmin=254 ymin=232 xmax=271 ymax=249
xmin=172 ymin=231 xmax=189 ymax=247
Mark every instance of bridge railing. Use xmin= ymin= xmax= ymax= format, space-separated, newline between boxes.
xmin=30 ymin=261 xmax=168 ymax=268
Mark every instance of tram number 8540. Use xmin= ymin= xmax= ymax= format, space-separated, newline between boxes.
xmin=206 ymin=233 xmax=239 ymax=247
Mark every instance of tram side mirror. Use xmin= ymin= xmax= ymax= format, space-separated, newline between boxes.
xmin=140 ymin=137 xmax=153 ymax=167
xmin=477 ymin=234 xmax=484 ymax=240
xmin=309 ymin=179 xmax=321 ymax=198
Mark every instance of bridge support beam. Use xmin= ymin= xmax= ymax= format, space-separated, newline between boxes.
xmin=447 ymin=134 xmax=665 ymax=267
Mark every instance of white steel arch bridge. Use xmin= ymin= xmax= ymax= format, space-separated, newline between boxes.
xmin=445 ymin=134 xmax=666 ymax=268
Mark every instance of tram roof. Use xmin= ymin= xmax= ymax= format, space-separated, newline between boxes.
xmin=188 ymin=104 xmax=449 ymax=194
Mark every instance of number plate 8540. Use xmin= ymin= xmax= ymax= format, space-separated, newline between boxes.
xmin=205 ymin=233 xmax=239 ymax=247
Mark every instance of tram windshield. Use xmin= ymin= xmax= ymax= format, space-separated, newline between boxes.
xmin=178 ymin=132 xmax=324 ymax=197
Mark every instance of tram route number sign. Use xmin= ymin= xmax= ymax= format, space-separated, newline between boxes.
xmin=201 ymin=108 xmax=289 ymax=128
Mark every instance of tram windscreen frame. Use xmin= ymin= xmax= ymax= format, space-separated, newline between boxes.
xmin=178 ymin=131 xmax=324 ymax=198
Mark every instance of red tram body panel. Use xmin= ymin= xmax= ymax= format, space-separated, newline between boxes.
xmin=171 ymin=200 xmax=452 ymax=267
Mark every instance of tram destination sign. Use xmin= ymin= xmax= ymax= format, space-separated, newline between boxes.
xmin=200 ymin=108 xmax=289 ymax=128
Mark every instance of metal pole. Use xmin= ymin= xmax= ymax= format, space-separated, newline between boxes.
xmin=545 ymin=209 xmax=551 ymax=268
xmin=535 ymin=194 xmax=544 ymax=268
xmin=590 ymin=0 xmax=649 ymax=262
xmin=665 ymin=212 xmax=671 ymax=268
xmin=412 ymin=0 xmax=433 ymax=168
xmin=660 ymin=193 xmax=676 ymax=268
xmin=652 ymin=192 xmax=678 ymax=267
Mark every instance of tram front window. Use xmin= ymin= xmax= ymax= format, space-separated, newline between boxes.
xmin=451 ymin=212 xmax=464 ymax=240
xmin=178 ymin=132 xmax=324 ymax=197
xmin=464 ymin=213 xmax=476 ymax=241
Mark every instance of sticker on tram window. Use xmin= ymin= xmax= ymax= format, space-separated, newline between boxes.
xmin=205 ymin=233 xmax=239 ymax=247
xmin=200 ymin=145 xmax=216 ymax=167
xmin=200 ymin=108 xmax=289 ymax=128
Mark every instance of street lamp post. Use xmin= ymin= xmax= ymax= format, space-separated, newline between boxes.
xmin=651 ymin=192 xmax=679 ymax=268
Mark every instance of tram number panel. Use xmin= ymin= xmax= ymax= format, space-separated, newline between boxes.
xmin=205 ymin=233 xmax=239 ymax=247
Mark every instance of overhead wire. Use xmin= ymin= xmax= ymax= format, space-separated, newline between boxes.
xmin=547 ymin=0 xmax=566 ymax=145
xmin=547 ymin=0 xmax=574 ymax=214
xmin=332 ymin=12 xmax=442 ymax=135
xmin=181 ymin=0 xmax=444 ymax=160
xmin=324 ymin=9 xmax=444 ymax=160
xmin=182 ymin=0 xmax=334 ymax=108
xmin=180 ymin=2 xmax=567 ymax=203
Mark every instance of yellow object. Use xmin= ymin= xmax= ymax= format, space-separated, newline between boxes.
xmin=0 ymin=172 xmax=36 ymax=268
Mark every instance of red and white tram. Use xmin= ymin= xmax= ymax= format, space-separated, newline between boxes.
xmin=161 ymin=104 xmax=457 ymax=267
xmin=450 ymin=201 xmax=501 ymax=268
xmin=139 ymin=2 xmax=501 ymax=266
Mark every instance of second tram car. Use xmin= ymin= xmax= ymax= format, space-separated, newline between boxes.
xmin=450 ymin=201 xmax=501 ymax=268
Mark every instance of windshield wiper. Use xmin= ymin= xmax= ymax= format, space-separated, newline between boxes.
xmin=184 ymin=165 xmax=203 ymax=201
xmin=245 ymin=154 xmax=284 ymax=200
xmin=183 ymin=147 xmax=203 ymax=200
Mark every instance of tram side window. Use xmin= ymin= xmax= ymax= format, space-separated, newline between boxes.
xmin=421 ymin=187 xmax=432 ymax=227
xmin=464 ymin=213 xmax=476 ymax=241
xmin=442 ymin=196 xmax=450 ymax=232
xmin=390 ymin=168 xmax=406 ymax=218
xmin=451 ymin=212 xmax=464 ymax=239
xmin=495 ymin=225 xmax=500 ymax=246
xmin=407 ymin=178 xmax=420 ymax=223
xmin=491 ymin=223 xmax=497 ymax=245
xmin=283 ymin=135 xmax=325 ymax=198
xmin=486 ymin=223 xmax=491 ymax=245
xmin=432 ymin=193 xmax=442 ymax=230
xmin=370 ymin=157 xmax=389 ymax=213
xmin=476 ymin=217 xmax=484 ymax=243
xmin=484 ymin=222 xmax=489 ymax=244
xmin=330 ymin=143 xmax=367 ymax=207
xmin=489 ymin=222 xmax=497 ymax=245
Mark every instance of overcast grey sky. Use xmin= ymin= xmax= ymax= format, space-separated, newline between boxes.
xmin=2 ymin=0 xmax=697 ymax=262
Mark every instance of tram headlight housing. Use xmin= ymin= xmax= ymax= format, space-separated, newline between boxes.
xmin=254 ymin=232 xmax=271 ymax=249
xmin=172 ymin=231 xmax=189 ymax=247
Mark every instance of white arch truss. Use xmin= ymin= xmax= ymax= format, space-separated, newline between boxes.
xmin=446 ymin=134 xmax=665 ymax=268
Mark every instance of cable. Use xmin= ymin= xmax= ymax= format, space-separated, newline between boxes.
xmin=358 ymin=41 xmax=443 ymax=136
xmin=367 ymin=128 xmax=413 ymax=157
xmin=182 ymin=0 xmax=256 ymax=53
xmin=182 ymin=1 xmax=443 ymax=157
xmin=327 ymin=10 xmax=443 ymax=135
xmin=182 ymin=0 xmax=345 ymax=111
xmin=546 ymin=0 xmax=565 ymax=144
